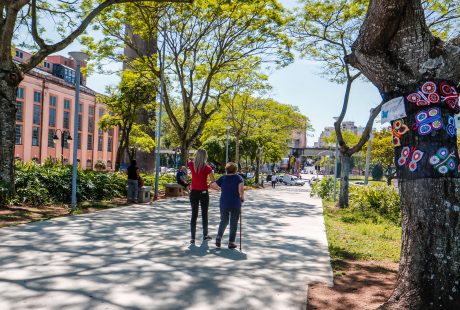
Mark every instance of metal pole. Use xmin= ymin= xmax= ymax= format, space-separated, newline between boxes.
xmin=71 ymin=61 xmax=81 ymax=211
xmin=154 ymin=26 xmax=166 ymax=200
xmin=225 ymin=128 xmax=229 ymax=164
xmin=333 ymin=140 xmax=339 ymax=201
xmin=364 ymin=134 xmax=373 ymax=185
xmin=61 ymin=131 xmax=65 ymax=164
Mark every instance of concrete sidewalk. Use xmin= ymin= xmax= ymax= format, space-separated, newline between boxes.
xmin=0 ymin=186 xmax=332 ymax=310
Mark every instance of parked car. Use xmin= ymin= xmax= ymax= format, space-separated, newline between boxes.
xmin=282 ymin=175 xmax=306 ymax=186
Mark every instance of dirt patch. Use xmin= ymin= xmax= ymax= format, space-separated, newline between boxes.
xmin=307 ymin=259 xmax=398 ymax=310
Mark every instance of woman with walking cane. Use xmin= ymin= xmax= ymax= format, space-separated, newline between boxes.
xmin=210 ymin=162 xmax=244 ymax=249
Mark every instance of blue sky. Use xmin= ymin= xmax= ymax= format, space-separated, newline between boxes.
xmin=60 ymin=0 xmax=382 ymax=146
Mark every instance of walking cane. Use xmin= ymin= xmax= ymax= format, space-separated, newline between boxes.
xmin=239 ymin=208 xmax=242 ymax=252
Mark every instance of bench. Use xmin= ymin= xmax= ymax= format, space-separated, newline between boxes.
xmin=165 ymin=183 xmax=186 ymax=197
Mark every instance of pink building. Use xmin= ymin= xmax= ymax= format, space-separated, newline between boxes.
xmin=14 ymin=49 xmax=118 ymax=170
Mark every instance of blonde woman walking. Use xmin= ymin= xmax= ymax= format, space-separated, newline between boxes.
xmin=188 ymin=149 xmax=216 ymax=244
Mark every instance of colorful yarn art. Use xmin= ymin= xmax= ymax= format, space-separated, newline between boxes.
xmin=392 ymin=119 xmax=409 ymax=147
xmin=446 ymin=116 xmax=457 ymax=138
xmin=413 ymin=107 xmax=443 ymax=135
xmin=429 ymin=148 xmax=456 ymax=174
xmin=439 ymin=82 xmax=459 ymax=110
xmin=398 ymin=146 xmax=424 ymax=172
xmin=406 ymin=81 xmax=440 ymax=106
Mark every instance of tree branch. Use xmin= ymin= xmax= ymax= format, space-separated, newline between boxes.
xmin=20 ymin=0 xmax=191 ymax=73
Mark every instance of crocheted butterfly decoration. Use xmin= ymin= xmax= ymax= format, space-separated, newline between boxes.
xmin=406 ymin=81 xmax=440 ymax=106
xmin=429 ymin=148 xmax=456 ymax=174
xmin=446 ymin=116 xmax=457 ymax=138
xmin=397 ymin=146 xmax=424 ymax=172
xmin=392 ymin=119 xmax=409 ymax=147
xmin=413 ymin=107 xmax=443 ymax=135
xmin=439 ymin=82 xmax=459 ymax=110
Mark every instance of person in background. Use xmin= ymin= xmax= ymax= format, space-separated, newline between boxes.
xmin=176 ymin=166 xmax=190 ymax=194
xmin=210 ymin=162 xmax=244 ymax=249
xmin=188 ymin=149 xmax=216 ymax=244
xmin=127 ymin=159 xmax=139 ymax=203
xmin=271 ymin=173 xmax=277 ymax=188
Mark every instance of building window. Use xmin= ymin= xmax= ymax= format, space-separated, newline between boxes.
xmin=107 ymin=137 xmax=112 ymax=152
xmin=108 ymin=128 xmax=113 ymax=136
xmin=87 ymin=134 xmax=93 ymax=150
xmin=98 ymin=135 xmax=103 ymax=151
xmin=50 ymin=96 xmax=57 ymax=106
xmin=48 ymin=129 xmax=55 ymax=148
xmin=44 ymin=61 xmax=50 ymax=68
xmin=64 ymin=99 xmax=71 ymax=110
xmin=88 ymin=117 xmax=94 ymax=133
xmin=107 ymin=160 xmax=112 ymax=169
xmin=17 ymin=87 xmax=24 ymax=99
xmin=63 ymin=111 xmax=70 ymax=129
xmin=49 ymin=108 xmax=56 ymax=127
xmin=78 ymin=114 xmax=82 ymax=131
xmin=79 ymin=104 xmax=83 ymax=113
xmin=77 ymin=133 xmax=81 ymax=150
xmin=63 ymin=132 xmax=69 ymax=149
xmin=33 ymin=105 xmax=41 ymax=125
xmin=32 ymin=127 xmax=40 ymax=146
xmin=16 ymin=101 xmax=23 ymax=121
xmin=15 ymin=125 xmax=22 ymax=145
xmin=89 ymin=106 xmax=94 ymax=115
xmin=86 ymin=159 xmax=92 ymax=169
xmin=34 ymin=91 xmax=41 ymax=103
xmin=99 ymin=108 xmax=104 ymax=118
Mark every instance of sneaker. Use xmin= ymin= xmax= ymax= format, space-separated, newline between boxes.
xmin=203 ymin=235 xmax=212 ymax=241
xmin=228 ymin=242 xmax=237 ymax=249
xmin=215 ymin=237 xmax=221 ymax=248
xmin=190 ymin=239 xmax=195 ymax=244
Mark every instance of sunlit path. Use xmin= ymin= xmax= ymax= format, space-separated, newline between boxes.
xmin=0 ymin=185 xmax=332 ymax=310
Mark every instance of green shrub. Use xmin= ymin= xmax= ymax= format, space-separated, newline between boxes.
xmin=12 ymin=160 xmax=127 ymax=206
xmin=310 ymin=177 xmax=336 ymax=200
xmin=349 ymin=184 xmax=400 ymax=225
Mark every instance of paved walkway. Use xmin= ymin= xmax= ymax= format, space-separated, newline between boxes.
xmin=0 ymin=185 xmax=333 ymax=310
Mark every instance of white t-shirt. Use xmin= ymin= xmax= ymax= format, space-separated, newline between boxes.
xmin=271 ymin=175 xmax=277 ymax=181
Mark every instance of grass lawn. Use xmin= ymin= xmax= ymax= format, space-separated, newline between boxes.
xmin=322 ymin=200 xmax=401 ymax=266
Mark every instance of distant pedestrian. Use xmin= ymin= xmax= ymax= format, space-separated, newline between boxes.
xmin=271 ymin=174 xmax=277 ymax=188
xmin=210 ymin=162 xmax=244 ymax=249
xmin=127 ymin=159 xmax=139 ymax=203
xmin=176 ymin=166 xmax=190 ymax=194
xmin=188 ymin=149 xmax=216 ymax=244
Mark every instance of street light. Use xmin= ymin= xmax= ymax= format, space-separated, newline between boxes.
xmin=53 ymin=129 xmax=72 ymax=164
xmin=154 ymin=25 xmax=166 ymax=200
xmin=225 ymin=126 xmax=231 ymax=164
xmin=69 ymin=51 xmax=89 ymax=211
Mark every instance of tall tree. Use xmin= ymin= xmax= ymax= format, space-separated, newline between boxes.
xmin=346 ymin=0 xmax=460 ymax=308
xmin=98 ymin=71 xmax=156 ymax=170
xmin=291 ymin=0 xmax=460 ymax=207
xmin=291 ymin=0 xmax=369 ymax=207
xmin=0 ymin=0 xmax=188 ymax=196
xmin=84 ymin=0 xmax=292 ymax=165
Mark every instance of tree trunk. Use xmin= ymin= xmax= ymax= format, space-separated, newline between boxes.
xmin=180 ymin=143 xmax=189 ymax=166
xmin=381 ymin=178 xmax=460 ymax=310
xmin=235 ymin=135 xmax=240 ymax=168
xmin=339 ymin=153 xmax=351 ymax=208
xmin=0 ymin=63 xmax=23 ymax=196
xmin=346 ymin=1 xmax=460 ymax=306
xmin=255 ymin=155 xmax=260 ymax=185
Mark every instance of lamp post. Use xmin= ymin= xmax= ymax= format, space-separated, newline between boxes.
xmin=53 ymin=129 xmax=72 ymax=164
xmin=154 ymin=25 xmax=166 ymax=200
xmin=364 ymin=133 xmax=374 ymax=185
xmin=225 ymin=126 xmax=231 ymax=164
xmin=68 ymin=51 xmax=89 ymax=211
